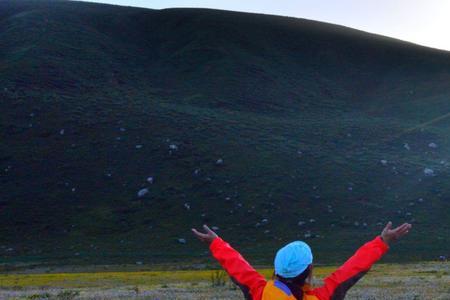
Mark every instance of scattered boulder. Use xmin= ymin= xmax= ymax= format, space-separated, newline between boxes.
xmin=216 ymin=158 xmax=224 ymax=165
xmin=423 ymin=168 xmax=435 ymax=176
xmin=428 ymin=142 xmax=438 ymax=149
xmin=137 ymin=188 xmax=149 ymax=198
xmin=212 ymin=226 xmax=219 ymax=231
xmin=135 ymin=144 xmax=143 ymax=149
xmin=380 ymin=160 xmax=388 ymax=166
xmin=147 ymin=177 xmax=154 ymax=184
xmin=177 ymin=238 xmax=186 ymax=244
xmin=403 ymin=143 xmax=410 ymax=150
xmin=298 ymin=221 xmax=306 ymax=226
xmin=169 ymin=144 xmax=178 ymax=150
xmin=184 ymin=203 xmax=190 ymax=210
xmin=59 ymin=129 xmax=65 ymax=135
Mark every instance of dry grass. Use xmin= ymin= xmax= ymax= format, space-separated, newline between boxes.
xmin=0 ymin=262 xmax=448 ymax=299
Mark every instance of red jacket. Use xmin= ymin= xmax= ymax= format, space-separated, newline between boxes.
xmin=210 ymin=236 xmax=389 ymax=300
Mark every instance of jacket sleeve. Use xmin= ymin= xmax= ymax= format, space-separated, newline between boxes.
xmin=311 ymin=236 xmax=389 ymax=300
xmin=209 ymin=237 xmax=267 ymax=300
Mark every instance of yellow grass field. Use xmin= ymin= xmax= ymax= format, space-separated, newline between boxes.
xmin=0 ymin=262 xmax=448 ymax=299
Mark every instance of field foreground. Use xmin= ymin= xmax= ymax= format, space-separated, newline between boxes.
xmin=0 ymin=262 xmax=448 ymax=299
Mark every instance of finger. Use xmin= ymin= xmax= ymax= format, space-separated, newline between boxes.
xmin=401 ymin=224 xmax=411 ymax=231
xmin=395 ymin=225 xmax=412 ymax=238
xmin=395 ymin=223 xmax=410 ymax=231
xmin=397 ymin=224 xmax=412 ymax=235
xmin=399 ymin=223 xmax=410 ymax=230
xmin=203 ymin=224 xmax=214 ymax=234
xmin=393 ymin=223 xmax=409 ymax=233
xmin=396 ymin=223 xmax=411 ymax=233
xmin=191 ymin=228 xmax=202 ymax=237
xmin=191 ymin=228 xmax=208 ymax=239
xmin=383 ymin=221 xmax=392 ymax=232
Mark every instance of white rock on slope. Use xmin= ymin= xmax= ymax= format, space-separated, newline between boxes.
xmin=137 ymin=188 xmax=149 ymax=197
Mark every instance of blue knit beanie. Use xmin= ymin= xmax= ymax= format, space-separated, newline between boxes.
xmin=274 ymin=241 xmax=313 ymax=278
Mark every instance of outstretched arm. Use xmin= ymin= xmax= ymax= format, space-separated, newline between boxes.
xmin=192 ymin=225 xmax=267 ymax=300
xmin=312 ymin=222 xmax=412 ymax=300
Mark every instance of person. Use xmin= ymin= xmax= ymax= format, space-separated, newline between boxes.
xmin=192 ymin=221 xmax=412 ymax=300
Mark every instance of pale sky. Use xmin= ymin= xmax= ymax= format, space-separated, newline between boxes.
xmin=75 ymin=0 xmax=450 ymax=51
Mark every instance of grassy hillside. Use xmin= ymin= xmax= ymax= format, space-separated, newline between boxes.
xmin=0 ymin=0 xmax=449 ymax=265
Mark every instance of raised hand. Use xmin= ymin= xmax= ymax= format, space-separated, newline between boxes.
xmin=381 ymin=221 xmax=412 ymax=245
xmin=191 ymin=224 xmax=218 ymax=244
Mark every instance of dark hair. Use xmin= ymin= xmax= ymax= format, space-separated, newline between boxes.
xmin=276 ymin=266 xmax=311 ymax=300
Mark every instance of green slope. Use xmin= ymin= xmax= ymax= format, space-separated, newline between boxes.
xmin=0 ymin=0 xmax=449 ymax=265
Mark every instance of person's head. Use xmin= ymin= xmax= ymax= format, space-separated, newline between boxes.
xmin=274 ymin=241 xmax=313 ymax=286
